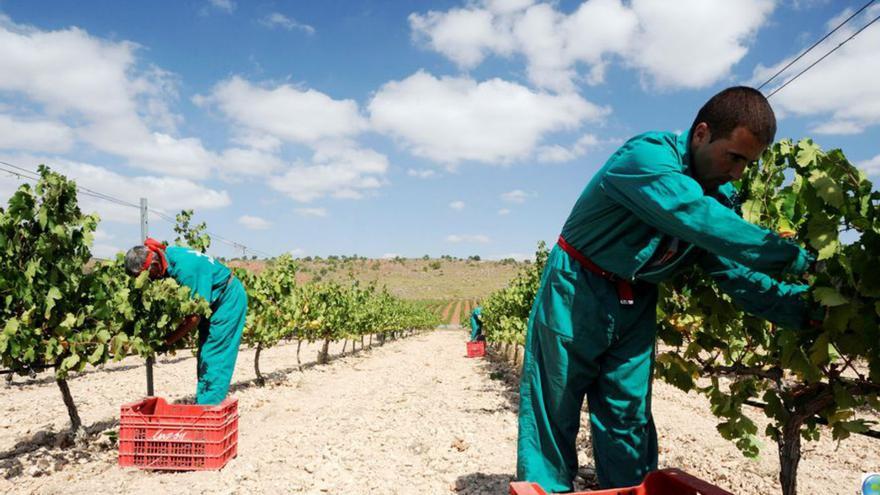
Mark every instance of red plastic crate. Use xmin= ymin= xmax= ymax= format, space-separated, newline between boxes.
xmin=118 ymin=396 xmax=238 ymax=471
xmin=467 ymin=340 xmax=486 ymax=358
xmin=509 ymin=468 xmax=733 ymax=495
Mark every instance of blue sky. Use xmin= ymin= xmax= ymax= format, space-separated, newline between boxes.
xmin=0 ymin=0 xmax=878 ymax=260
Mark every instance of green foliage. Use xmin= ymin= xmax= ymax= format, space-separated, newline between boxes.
xmin=481 ymin=242 xmax=548 ymax=346
xmin=657 ymin=139 xmax=880 ymax=460
xmin=0 ymin=167 xmax=210 ymax=380
xmin=173 ymin=209 xmax=211 ymax=253
xmin=238 ymin=255 xmax=299 ymax=349
xmin=0 ymin=166 xmax=99 ymax=377
xmin=90 ymin=260 xmax=211 ymax=359
xmin=290 ymin=280 xmax=439 ymax=344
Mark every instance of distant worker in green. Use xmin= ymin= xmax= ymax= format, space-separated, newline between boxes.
xmin=469 ymin=305 xmax=484 ymax=341
xmin=517 ymin=87 xmax=820 ymax=491
xmin=125 ymin=238 xmax=248 ymax=405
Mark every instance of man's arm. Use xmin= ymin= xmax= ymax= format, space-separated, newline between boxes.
xmin=164 ymin=314 xmax=201 ymax=347
xmin=601 ymin=158 xmax=812 ymax=276
xmin=697 ymin=252 xmax=815 ymax=330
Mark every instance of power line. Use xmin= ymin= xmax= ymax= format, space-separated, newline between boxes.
xmin=757 ymin=0 xmax=876 ymax=90
xmin=0 ymin=160 xmax=272 ymax=258
xmin=146 ymin=208 xmax=271 ymax=257
xmin=767 ymin=10 xmax=880 ymax=99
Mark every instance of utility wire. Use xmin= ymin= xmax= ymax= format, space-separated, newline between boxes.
xmin=757 ymin=0 xmax=876 ymax=90
xmin=0 ymin=160 xmax=272 ymax=258
xmin=146 ymin=207 xmax=271 ymax=257
xmin=767 ymin=10 xmax=880 ymax=99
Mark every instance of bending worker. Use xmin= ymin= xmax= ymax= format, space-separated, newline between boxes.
xmin=470 ymin=305 xmax=484 ymax=342
xmin=124 ymin=239 xmax=248 ymax=404
xmin=517 ymin=87 xmax=817 ymax=491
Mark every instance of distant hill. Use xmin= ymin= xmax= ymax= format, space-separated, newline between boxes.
xmin=225 ymin=257 xmax=526 ymax=300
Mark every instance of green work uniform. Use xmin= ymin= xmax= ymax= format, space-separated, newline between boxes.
xmin=516 ymin=131 xmax=814 ymax=491
xmin=165 ymin=246 xmax=248 ymax=405
xmin=470 ymin=307 xmax=483 ymax=341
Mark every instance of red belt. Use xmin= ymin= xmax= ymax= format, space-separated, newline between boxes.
xmin=557 ymin=235 xmax=634 ymax=305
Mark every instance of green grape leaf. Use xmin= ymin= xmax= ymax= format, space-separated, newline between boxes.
xmin=44 ymin=286 xmax=61 ymax=319
xmin=808 ymin=170 xmax=844 ymax=209
xmin=796 ymin=139 xmax=821 ymax=166
xmin=809 ymin=333 xmax=830 ymax=366
xmin=813 ymin=287 xmax=848 ymax=307
xmin=807 ymin=214 xmax=839 ymax=260
xmin=61 ymin=353 xmax=80 ymax=371
xmin=87 ymin=345 xmax=104 ymax=364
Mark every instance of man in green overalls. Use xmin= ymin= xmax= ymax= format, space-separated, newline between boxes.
xmin=470 ymin=305 xmax=484 ymax=341
xmin=517 ymin=87 xmax=818 ymax=491
xmin=125 ymin=239 xmax=248 ymax=405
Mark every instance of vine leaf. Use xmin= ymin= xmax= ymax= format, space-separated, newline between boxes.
xmin=796 ymin=139 xmax=821 ymax=167
xmin=806 ymin=214 xmax=839 ymax=260
xmin=813 ymin=287 xmax=848 ymax=307
xmin=808 ymin=170 xmax=844 ymax=209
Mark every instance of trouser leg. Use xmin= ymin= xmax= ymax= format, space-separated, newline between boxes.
xmin=196 ymin=280 xmax=248 ymax=405
xmin=517 ymin=319 xmax=597 ymax=493
xmin=586 ymin=287 xmax=658 ymax=488
xmin=517 ymin=247 xmax=614 ymax=493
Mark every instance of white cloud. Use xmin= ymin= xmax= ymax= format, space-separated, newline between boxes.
xmin=92 ymin=243 xmax=123 ymax=259
xmin=501 ymin=189 xmax=531 ymax=203
xmin=0 ymin=114 xmax=74 ymax=153
xmin=0 ymin=17 xmax=218 ymax=178
xmin=199 ymin=76 xmax=368 ymax=146
xmin=487 ymin=252 xmax=532 ymax=261
xmin=259 ymin=13 xmax=315 ymax=34
xmin=446 ymin=234 xmax=490 ymax=243
xmin=0 ymin=174 xmax=25 ymax=204
xmin=288 ymin=247 xmax=306 ymax=257
xmin=238 ymin=214 xmax=271 ymax=230
xmin=93 ymin=229 xmax=114 ymax=241
xmin=0 ymin=154 xmax=230 ymax=224
xmin=409 ymin=7 xmax=516 ymax=68
xmin=810 ymin=121 xmax=864 ymax=135
xmin=410 ymin=0 xmax=774 ymax=92
xmin=199 ymin=77 xmax=393 ymax=193
xmin=752 ymin=5 xmax=880 ymax=135
xmin=270 ymin=146 xmax=389 ymax=202
xmin=449 ymin=200 xmax=465 ymax=210
xmin=628 ymin=0 xmax=774 ymax=89
xmin=537 ymin=133 xmax=603 ymax=163
xmin=859 ymin=154 xmax=880 ymax=177
xmin=216 ymin=147 xmax=286 ymax=177
xmin=295 ymin=207 xmax=328 ymax=217
xmin=206 ymin=0 xmax=235 ymax=14
xmin=369 ymin=71 xmax=608 ymax=164
xmin=90 ymin=229 xmax=122 ymax=258
xmin=382 ymin=253 xmax=400 ymax=259
xmin=498 ymin=208 xmax=510 ymax=215
xmin=407 ymin=168 xmax=437 ymax=178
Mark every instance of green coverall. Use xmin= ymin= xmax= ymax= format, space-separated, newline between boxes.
xmin=516 ymin=131 xmax=814 ymax=491
xmin=470 ymin=306 xmax=483 ymax=341
xmin=165 ymin=246 xmax=248 ymax=405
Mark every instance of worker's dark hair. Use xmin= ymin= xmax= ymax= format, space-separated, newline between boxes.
xmin=690 ymin=86 xmax=776 ymax=145
xmin=124 ymin=246 xmax=149 ymax=276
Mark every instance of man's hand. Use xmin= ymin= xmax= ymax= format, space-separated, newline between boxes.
xmin=163 ymin=315 xmax=201 ymax=348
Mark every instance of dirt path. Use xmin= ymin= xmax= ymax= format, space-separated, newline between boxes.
xmin=1 ymin=330 xmax=520 ymax=494
xmin=1 ymin=330 xmax=876 ymax=495
xmin=440 ymin=301 xmax=455 ymax=323
xmin=449 ymin=300 xmax=463 ymax=327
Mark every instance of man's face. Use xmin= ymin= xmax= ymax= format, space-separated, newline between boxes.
xmin=147 ymin=260 xmax=163 ymax=280
xmin=690 ymin=123 xmax=766 ymax=192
